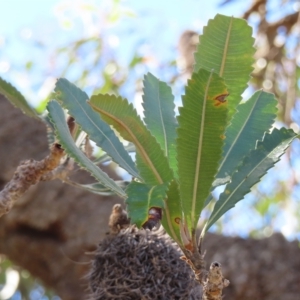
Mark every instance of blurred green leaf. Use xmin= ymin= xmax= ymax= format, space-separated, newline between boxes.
xmin=25 ymin=61 xmax=33 ymax=71
xmin=129 ymin=54 xmax=143 ymax=68
xmin=0 ymin=77 xmax=39 ymax=120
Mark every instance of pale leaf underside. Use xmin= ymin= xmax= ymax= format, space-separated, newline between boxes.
xmin=47 ymin=100 xmax=126 ymax=198
xmin=54 ymin=78 xmax=140 ymax=179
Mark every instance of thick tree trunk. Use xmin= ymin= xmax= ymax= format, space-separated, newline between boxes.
xmin=0 ymin=95 xmax=299 ymax=300
xmin=0 ymin=96 xmax=122 ymax=300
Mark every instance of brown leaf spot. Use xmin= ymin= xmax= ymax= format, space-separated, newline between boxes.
xmin=214 ymin=93 xmax=229 ymax=106
xmin=175 ymin=217 xmax=181 ymax=224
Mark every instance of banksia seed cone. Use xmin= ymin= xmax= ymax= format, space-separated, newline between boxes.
xmin=89 ymin=226 xmax=201 ymax=300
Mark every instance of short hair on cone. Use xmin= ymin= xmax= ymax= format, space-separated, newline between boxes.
xmin=89 ymin=226 xmax=201 ymax=300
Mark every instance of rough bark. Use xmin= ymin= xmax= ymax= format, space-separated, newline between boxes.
xmin=0 ymin=95 xmax=300 ymax=300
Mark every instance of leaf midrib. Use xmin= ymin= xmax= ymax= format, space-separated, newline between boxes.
xmin=157 ymin=85 xmax=168 ymax=157
xmin=147 ymin=186 xmax=155 ymax=207
xmin=218 ymin=90 xmax=263 ymax=174
xmin=89 ymin=101 xmax=163 ymax=184
xmin=191 ymin=71 xmax=214 ymax=226
xmin=219 ymin=16 xmax=233 ymax=77
xmin=152 ymin=82 xmax=168 ymax=157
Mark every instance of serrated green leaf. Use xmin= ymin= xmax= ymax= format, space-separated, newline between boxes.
xmin=54 ymin=78 xmax=140 ymax=179
xmin=89 ymin=94 xmax=173 ymax=185
xmin=0 ymin=77 xmax=39 ymax=119
xmin=205 ymin=127 xmax=297 ymax=232
xmin=126 ymin=181 xmax=168 ymax=227
xmin=41 ymin=115 xmax=56 ymax=147
xmin=212 ymin=176 xmax=231 ymax=188
xmin=142 ymin=73 xmax=178 ymax=176
xmin=70 ymin=181 xmax=129 ymax=196
xmin=47 ymin=100 xmax=126 ymax=198
xmin=161 ymin=180 xmax=183 ymax=245
xmin=194 ymin=14 xmax=255 ymax=120
xmin=94 ymin=143 xmax=135 ymax=164
xmin=218 ymin=90 xmax=277 ymax=178
xmin=177 ymin=69 xmax=228 ymax=230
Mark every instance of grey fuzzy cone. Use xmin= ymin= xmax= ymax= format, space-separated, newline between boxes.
xmin=89 ymin=226 xmax=201 ymax=299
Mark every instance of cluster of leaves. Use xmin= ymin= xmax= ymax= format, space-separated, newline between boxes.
xmin=46 ymin=14 xmax=298 ymax=251
xmin=0 ymin=14 xmax=298 ymax=254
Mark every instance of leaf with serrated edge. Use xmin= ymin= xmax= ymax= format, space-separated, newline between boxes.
xmin=94 ymin=143 xmax=136 ymax=164
xmin=194 ymin=14 xmax=255 ymax=120
xmin=126 ymin=181 xmax=168 ymax=228
xmin=205 ymin=127 xmax=297 ymax=232
xmin=218 ymin=90 xmax=277 ymax=179
xmin=72 ymin=182 xmax=115 ymax=196
xmin=161 ymin=180 xmax=183 ymax=245
xmin=70 ymin=181 xmax=128 ymax=196
xmin=142 ymin=73 xmax=178 ymax=176
xmin=47 ymin=100 xmax=126 ymax=198
xmin=205 ymin=91 xmax=277 ymax=207
xmin=0 ymin=77 xmax=39 ymax=119
xmin=177 ymin=69 xmax=228 ymax=231
xmin=89 ymin=94 xmax=173 ymax=185
xmin=54 ymin=78 xmax=140 ymax=179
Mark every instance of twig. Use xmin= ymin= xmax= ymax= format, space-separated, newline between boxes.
xmin=0 ymin=143 xmax=64 ymax=217
xmin=181 ymin=237 xmax=229 ymax=299
xmin=40 ymin=157 xmax=73 ymax=181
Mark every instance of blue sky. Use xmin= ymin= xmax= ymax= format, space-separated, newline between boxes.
xmin=0 ymin=0 xmax=251 ymax=106
xmin=0 ymin=0 xmax=249 ymax=35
